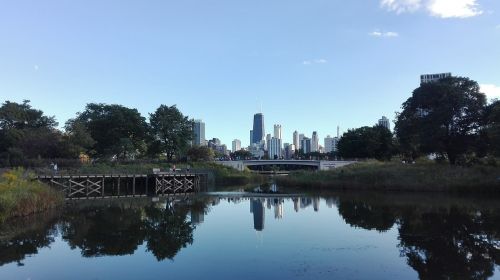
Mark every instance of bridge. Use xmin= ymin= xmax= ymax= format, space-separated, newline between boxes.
xmin=37 ymin=172 xmax=208 ymax=200
xmin=216 ymin=160 xmax=356 ymax=171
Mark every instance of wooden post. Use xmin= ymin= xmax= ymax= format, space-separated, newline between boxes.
xmin=146 ymin=176 xmax=149 ymax=196
xmin=117 ymin=176 xmax=121 ymax=197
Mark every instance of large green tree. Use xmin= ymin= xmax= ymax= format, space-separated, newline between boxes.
xmin=0 ymin=100 xmax=69 ymax=164
xmin=149 ymin=105 xmax=193 ymax=161
xmin=395 ymin=77 xmax=487 ymax=164
xmin=337 ymin=125 xmax=394 ymax=160
xmin=74 ymin=103 xmax=147 ymax=159
xmin=484 ymin=100 xmax=500 ymax=156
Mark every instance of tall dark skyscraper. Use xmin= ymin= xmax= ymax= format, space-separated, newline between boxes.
xmin=252 ymin=113 xmax=265 ymax=144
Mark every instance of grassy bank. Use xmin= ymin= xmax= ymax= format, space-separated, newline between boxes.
xmin=0 ymin=169 xmax=64 ymax=222
xmin=276 ymin=161 xmax=500 ymax=193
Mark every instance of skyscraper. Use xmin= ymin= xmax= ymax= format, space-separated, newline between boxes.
xmin=324 ymin=135 xmax=339 ymax=153
xmin=249 ymin=130 xmax=253 ymax=145
xmin=251 ymin=199 xmax=265 ymax=231
xmin=266 ymin=133 xmax=271 ymax=151
xmin=232 ymin=139 xmax=241 ymax=152
xmin=293 ymin=131 xmax=300 ymax=150
xmin=192 ymin=120 xmax=206 ymax=146
xmin=274 ymin=124 xmax=282 ymax=139
xmin=378 ymin=116 xmax=390 ymax=130
xmin=268 ymin=137 xmax=282 ymax=159
xmin=252 ymin=113 xmax=265 ymax=144
xmin=301 ymin=137 xmax=311 ymax=154
xmin=311 ymin=131 xmax=319 ymax=152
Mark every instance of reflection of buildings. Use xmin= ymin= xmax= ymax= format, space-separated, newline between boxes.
xmin=293 ymin=198 xmax=299 ymax=212
xmin=251 ymin=199 xmax=265 ymax=231
xmin=313 ymin=197 xmax=320 ymax=212
xmin=274 ymin=200 xmax=284 ymax=219
xmin=190 ymin=210 xmax=205 ymax=225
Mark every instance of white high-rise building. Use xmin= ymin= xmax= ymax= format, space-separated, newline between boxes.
xmin=293 ymin=131 xmax=300 ymax=150
xmin=265 ymin=134 xmax=272 ymax=151
xmin=311 ymin=131 xmax=319 ymax=152
xmin=324 ymin=135 xmax=339 ymax=153
xmin=420 ymin=72 xmax=451 ymax=84
xmin=378 ymin=116 xmax=391 ymax=130
xmin=232 ymin=139 xmax=241 ymax=152
xmin=273 ymin=124 xmax=282 ymax=139
xmin=268 ymin=137 xmax=282 ymax=159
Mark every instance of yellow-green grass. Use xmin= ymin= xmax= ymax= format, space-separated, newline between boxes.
xmin=0 ymin=168 xmax=63 ymax=222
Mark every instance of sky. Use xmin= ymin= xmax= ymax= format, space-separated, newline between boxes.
xmin=1 ymin=0 xmax=500 ymax=147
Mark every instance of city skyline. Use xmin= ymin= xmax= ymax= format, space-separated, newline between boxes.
xmin=2 ymin=0 xmax=500 ymax=147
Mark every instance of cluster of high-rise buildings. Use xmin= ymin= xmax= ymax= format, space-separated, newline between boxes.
xmin=245 ymin=112 xmax=342 ymax=159
xmin=192 ymin=112 xmax=392 ymax=159
xmin=189 ymin=73 xmax=454 ymax=159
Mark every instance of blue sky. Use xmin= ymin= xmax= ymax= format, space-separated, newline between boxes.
xmin=1 ymin=0 xmax=499 ymax=147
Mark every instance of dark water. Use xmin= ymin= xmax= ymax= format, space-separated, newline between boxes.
xmin=1 ymin=190 xmax=499 ymax=280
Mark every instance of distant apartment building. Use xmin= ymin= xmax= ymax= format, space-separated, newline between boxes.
xmin=300 ymin=137 xmax=311 ymax=154
xmin=284 ymin=143 xmax=295 ymax=159
xmin=420 ymin=72 xmax=451 ymax=84
xmin=268 ymin=137 xmax=282 ymax=159
xmin=192 ymin=120 xmax=206 ymax=146
xmin=378 ymin=116 xmax=391 ymax=130
xmin=311 ymin=131 xmax=319 ymax=152
xmin=293 ymin=131 xmax=300 ymax=150
xmin=232 ymin=139 xmax=241 ymax=152
xmin=324 ymin=135 xmax=339 ymax=153
xmin=273 ymin=124 xmax=282 ymax=139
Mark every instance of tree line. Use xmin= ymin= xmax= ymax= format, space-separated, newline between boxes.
xmin=338 ymin=76 xmax=500 ymax=164
xmin=2 ymin=76 xmax=499 ymax=166
xmin=0 ymin=101 xmax=194 ymax=166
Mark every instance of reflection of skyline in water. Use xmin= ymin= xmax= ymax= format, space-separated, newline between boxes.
xmin=1 ymin=193 xmax=499 ymax=279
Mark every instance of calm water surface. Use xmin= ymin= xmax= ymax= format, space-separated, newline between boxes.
xmin=1 ymin=189 xmax=499 ymax=280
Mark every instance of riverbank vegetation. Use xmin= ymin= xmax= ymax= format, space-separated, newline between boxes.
xmin=0 ymin=169 xmax=63 ymax=222
xmin=276 ymin=161 xmax=500 ymax=193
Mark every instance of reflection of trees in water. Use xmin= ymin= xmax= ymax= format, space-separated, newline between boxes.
xmin=0 ymin=198 xmax=206 ymax=266
xmin=0 ymin=211 xmax=59 ymax=266
xmin=60 ymin=207 xmax=146 ymax=257
xmin=144 ymin=205 xmax=194 ymax=261
xmin=337 ymin=200 xmax=396 ymax=232
xmin=60 ymin=202 xmax=196 ymax=261
xmin=399 ymin=207 xmax=500 ymax=280
xmin=335 ymin=195 xmax=500 ymax=280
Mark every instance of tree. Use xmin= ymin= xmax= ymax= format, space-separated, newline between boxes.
xmin=63 ymin=119 xmax=96 ymax=158
xmin=484 ymin=100 xmax=500 ymax=156
xmin=337 ymin=125 xmax=395 ymax=160
xmin=149 ymin=105 xmax=192 ymax=161
xmin=395 ymin=77 xmax=487 ymax=164
xmin=231 ymin=149 xmax=252 ymax=160
xmin=74 ymin=103 xmax=147 ymax=159
xmin=0 ymin=100 xmax=66 ymax=164
xmin=187 ymin=146 xmax=214 ymax=161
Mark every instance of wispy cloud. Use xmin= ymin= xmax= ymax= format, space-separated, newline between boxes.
xmin=381 ymin=0 xmax=421 ymax=14
xmin=481 ymin=84 xmax=500 ymax=100
xmin=303 ymin=59 xmax=328 ymax=65
xmin=369 ymin=30 xmax=399 ymax=37
xmin=381 ymin=0 xmax=483 ymax=18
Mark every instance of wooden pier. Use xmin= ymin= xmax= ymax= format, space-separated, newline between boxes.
xmin=37 ymin=173 xmax=207 ymax=200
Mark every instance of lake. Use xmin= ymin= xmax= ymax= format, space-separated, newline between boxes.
xmin=1 ymin=187 xmax=499 ymax=280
